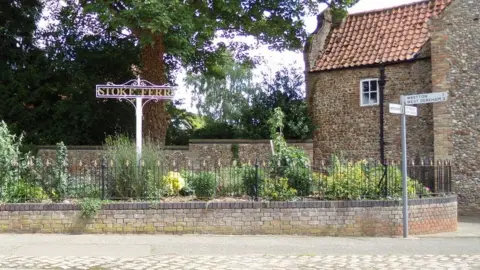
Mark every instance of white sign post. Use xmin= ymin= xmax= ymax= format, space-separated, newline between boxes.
xmin=400 ymin=95 xmax=409 ymax=239
xmin=96 ymin=77 xmax=175 ymax=163
xmin=390 ymin=92 xmax=448 ymax=238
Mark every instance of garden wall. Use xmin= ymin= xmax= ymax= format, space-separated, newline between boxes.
xmin=0 ymin=196 xmax=457 ymax=236
xmin=36 ymin=139 xmax=313 ymax=167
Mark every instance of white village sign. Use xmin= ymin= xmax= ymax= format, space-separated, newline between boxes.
xmin=390 ymin=92 xmax=448 ymax=238
xmin=96 ymin=77 xmax=175 ymax=162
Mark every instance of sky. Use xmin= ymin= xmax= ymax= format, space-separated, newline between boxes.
xmin=175 ymin=0 xmax=426 ymax=111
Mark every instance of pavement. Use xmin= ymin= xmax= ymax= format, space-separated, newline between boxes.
xmin=0 ymin=216 xmax=478 ymax=270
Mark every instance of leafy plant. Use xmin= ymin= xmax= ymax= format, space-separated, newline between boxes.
xmin=267 ymin=108 xmax=312 ymax=195
xmin=104 ymin=135 xmax=166 ymax=199
xmin=216 ymin=167 xmax=245 ymax=196
xmin=316 ymin=157 xmax=432 ymax=200
xmin=284 ymin=166 xmax=312 ymax=196
xmin=188 ymin=172 xmax=217 ymax=199
xmin=262 ymin=177 xmax=297 ymax=201
xmin=66 ymin=167 xmax=101 ymax=199
xmin=179 ymin=185 xmax=194 ymax=196
xmin=79 ymin=198 xmax=103 ymax=219
xmin=231 ymin=144 xmax=239 ymax=162
xmin=4 ymin=180 xmax=48 ymax=203
xmin=0 ymin=121 xmax=24 ymax=201
xmin=241 ymin=165 xmax=264 ymax=197
xmin=32 ymin=142 xmax=69 ymax=202
xmin=163 ymin=171 xmax=185 ymax=195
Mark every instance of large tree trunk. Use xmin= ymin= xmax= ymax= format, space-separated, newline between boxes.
xmin=137 ymin=32 xmax=169 ymax=145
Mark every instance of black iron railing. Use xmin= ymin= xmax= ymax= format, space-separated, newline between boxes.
xmin=0 ymin=158 xmax=452 ymax=202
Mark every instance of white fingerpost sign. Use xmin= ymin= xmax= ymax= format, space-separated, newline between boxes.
xmin=389 ymin=103 xmax=403 ymax=114
xmin=390 ymin=92 xmax=448 ymax=238
xmin=404 ymin=106 xmax=418 ymax=117
xmin=389 ymin=104 xmax=418 ymax=116
xmin=405 ymin=92 xmax=448 ymax=105
xmin=96 ymin=77 xmax=175 ymax=163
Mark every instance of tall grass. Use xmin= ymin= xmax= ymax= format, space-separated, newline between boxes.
xmin=104 ymin=135 xmax=167 ymax=200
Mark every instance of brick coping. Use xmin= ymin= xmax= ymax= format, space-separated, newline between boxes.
xmin=0 ymin=196 xmax=456 ymax=211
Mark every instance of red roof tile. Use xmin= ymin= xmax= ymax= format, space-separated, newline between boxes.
xmin=311 ymin=0 xmax=453 ymax=71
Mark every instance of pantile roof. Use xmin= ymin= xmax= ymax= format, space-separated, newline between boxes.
xmin=311 ymin=0 xmax=453 ymax=71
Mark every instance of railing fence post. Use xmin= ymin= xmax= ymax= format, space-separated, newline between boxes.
xmin=254 ymin=159 xmax=259 ymax=201
xmin=101 ymin=158 xmax=106 ymax=200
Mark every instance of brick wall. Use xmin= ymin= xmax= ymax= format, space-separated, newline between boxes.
xmin=308 ymin=60 xmax=434 ymax=163
xmin=36 ymin=140 xmax=313 ymax=167
xmin=430 ymin=0 xmax=480 ymax=215
xmin=0 ymin=196 xmax=457 ymax=236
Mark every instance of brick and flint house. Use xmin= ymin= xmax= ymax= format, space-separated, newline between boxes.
xmin=304 ymin=0 xmax=479 ymax=214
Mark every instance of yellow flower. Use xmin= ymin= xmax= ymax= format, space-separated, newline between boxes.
xmin=163 ymin=171 xmax=185 ymax=195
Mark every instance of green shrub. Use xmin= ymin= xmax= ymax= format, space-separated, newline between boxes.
xmin=104 ymin=135 xmax=166 ymax=199
xmin=79 ymin=198 xmax=103 ymax=219
xmin=216 ymin=167 xmax=244 ymax=196
xmin=262 ymin=177 xmax=297 ymax=201
xmin=0 ymin=121 xmax=24 ymax=200
xmin=44 ymin=142 xmax=68 ymax=201
xmin=179 ymin=185 xmax=194 ymax=196
xmin=241 ymin=165 xmax=264 ymax=197
xmin=316 ymin=157 xmax=431 ymax=200
xmin=23 ymin=142 xmax=70 ymax=202
xmin=267 ymin=108 xmax=312 ymax=196
xmin=188 ymin=172 xmax=216 ymax=199
xmin=163 ymin=171 xmax=185 ymax=195
xmin=4 ymin=180 xmax=48 ymax=203
xmin=284 ymin=166 xmax=312 ymax=196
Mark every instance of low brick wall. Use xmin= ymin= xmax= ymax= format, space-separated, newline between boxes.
xmin=0 ymin=196 xmax=457 ymax=236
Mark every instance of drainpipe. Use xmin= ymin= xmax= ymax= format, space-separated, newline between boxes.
xmin=379 ymin=65 xmax=386 ymax=165
xmin=379 ymin=65 xmax=388 ymax=197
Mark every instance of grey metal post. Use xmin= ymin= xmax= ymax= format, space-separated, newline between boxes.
xmin=400 ymin=95 xmax=408 ymax=238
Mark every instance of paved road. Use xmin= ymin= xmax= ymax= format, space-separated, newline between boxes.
xmin=0 ymin=216 xmax=478 ymax=269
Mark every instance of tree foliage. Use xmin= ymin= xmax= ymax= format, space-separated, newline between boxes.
xmin=0 ymin=0 xmax=359 ymax=145
xmin=83 ymin=0 xmax=316 ymax=72
xmin=185 ymin=52 xmax=256 ymax=122
xmin=81 ymin=0 xmax=360 ymax=143
xmin=239 ymin=67 xmax=313 ymax=139
xmin=169 ymin=66 xmax=314 ymax=144
xmin=0 ymin=1 xmax=139 ymax=145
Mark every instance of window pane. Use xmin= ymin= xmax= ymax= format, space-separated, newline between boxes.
xmin=370 ymin=80 xmax=378 ymax=91
xmin=363 ymin=93 xmax=370 ymax=105
xmin=370 ymin=92 xmax=378 ymax=104
xmin=362 ymin=81 xmax=370 ymax=93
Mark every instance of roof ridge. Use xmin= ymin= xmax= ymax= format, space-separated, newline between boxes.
xmin=311 ymin=0 xmax=454 ymax=71
xmin=348 ymin=0 xmax=430 ymax=16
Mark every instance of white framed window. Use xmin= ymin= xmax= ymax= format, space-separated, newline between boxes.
xmin=360 ymin=79 xmax=379 ymax=106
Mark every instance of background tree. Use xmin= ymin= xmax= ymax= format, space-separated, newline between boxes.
xmin=185 ymin=52 xmax=257 ymax=123
xmin=0 ymin=0 xmax=359 ymax=145
xmin=0 ymin=0 xmax=43 ymax=135
xmin=82 ymin=0 xmax=325 ymax=144
xmin=239 ymin=67 xmax=313 ymax=140
xmin=165 ymin=101 xmax=205 ymax=146
xmin=0 ymin=1 xmax=139 ymax=145
xmin=172 ymin=66 xmax=313 ymax=144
